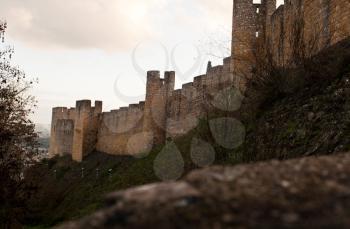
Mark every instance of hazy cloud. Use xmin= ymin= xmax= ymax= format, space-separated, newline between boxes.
xmin=196 ymin=0 xmax=232 ymax=27
xmin=0 ymin=0 xmax=284 ymax=52
xmin=0 ymin=0 xmax=166 ymax=51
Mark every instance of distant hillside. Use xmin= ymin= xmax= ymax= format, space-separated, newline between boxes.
xmin=38 ymin=137 xmax=50 ymax=149
xmin=35 ymin=123 xmax=50 ymax=138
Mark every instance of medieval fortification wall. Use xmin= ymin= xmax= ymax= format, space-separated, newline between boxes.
xmin=49 ymin=0 xmax=350 ymax=162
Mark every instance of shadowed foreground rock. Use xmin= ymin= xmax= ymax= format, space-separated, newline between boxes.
xmin=56 ymin=153 xmax=350 ymax=229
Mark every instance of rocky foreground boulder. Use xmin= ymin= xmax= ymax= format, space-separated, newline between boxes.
xmin=56 ymin=152 xmax=350 ymax=229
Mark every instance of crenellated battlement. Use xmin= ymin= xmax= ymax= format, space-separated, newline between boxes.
xmin=49 ymin=0 xmax=350 ymax=162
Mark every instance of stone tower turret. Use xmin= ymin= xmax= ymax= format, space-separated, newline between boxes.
xmin=143 ymin=71 xmax=175 ymax=145
xmin=55 ymin=119 xmax=74 ymax=155
xmin=49 ymin=107 xmax=75 ymax=157
xmin=231 ymin=0 xmax=262 ymax=90
xmin=264 ymin=0 xmax=277 ymax=37
xmin=164 ymin=71 xmax=175 ymax=97
xmin=72 ymin=100 xmax=102 ymax=162
xmin=49 ymin=107 xmax=66 ymax=157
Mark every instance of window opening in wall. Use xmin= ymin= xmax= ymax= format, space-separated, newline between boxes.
xmin=256 ymin=31 xmax=259 ymax=37
xmin=256 ymin=8 xmax=260 ymax=14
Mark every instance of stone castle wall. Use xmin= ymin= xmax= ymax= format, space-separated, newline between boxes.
xmin=231 ymin=0 xmax=350 ymax=89
xmin=269 ymin=0 xmax=350 ymax=66
xmin=49 ymin=0 xmax=350 ymax=162
xmin=96 ymin=102 xmax=145 ymax=156
xmin=166 ymin=57 xmax=233 ymax=138
xmin=49 ymin=57 xmax=234 ymax=161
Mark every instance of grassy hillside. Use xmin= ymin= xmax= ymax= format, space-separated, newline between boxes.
xmin=24 ymin=125 xmax=242 ymax=228
xmin=23 ymin=138 xmax=199 ymax=227
xmin=24 ymin=151 xmax=158 ymax=227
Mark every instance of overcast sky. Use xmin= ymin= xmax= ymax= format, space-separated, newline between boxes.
xmin=0 ymin=0 xmax=283 ymax=124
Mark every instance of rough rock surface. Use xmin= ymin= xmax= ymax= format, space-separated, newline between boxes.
xmin=56 ymin=152 xmax=350 ymax=229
